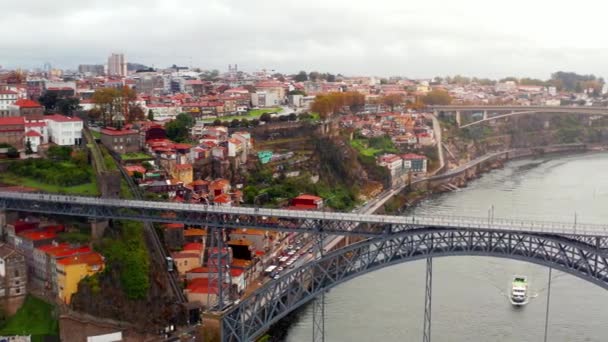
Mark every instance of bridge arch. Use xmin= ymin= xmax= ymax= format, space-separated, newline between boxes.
xmin=221 ymin=228 xmax=608 ymax=341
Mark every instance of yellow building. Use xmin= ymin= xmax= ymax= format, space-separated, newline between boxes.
xmin=56 ymin=253 xmax=104 ymax=304
xmin=171 ymin=164 xmax=193 ymax=185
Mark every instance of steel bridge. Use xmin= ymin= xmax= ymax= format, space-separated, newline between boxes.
xmin=2 ymin=191 xmax=608 ymax=240
xmin=222 ymin=227 xmax=608 ymax=341
xmin=2 ymin=192 xmax=608 ymax=341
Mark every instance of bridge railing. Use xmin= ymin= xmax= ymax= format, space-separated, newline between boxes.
xmin=1 ymin=191 xmax=608 ymax=238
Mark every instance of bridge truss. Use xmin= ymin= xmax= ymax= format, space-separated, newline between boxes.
xmin=2 ymin=192 xmax=608 ymax=341
xmin=221 ymin=228 xmax=608 ymax=341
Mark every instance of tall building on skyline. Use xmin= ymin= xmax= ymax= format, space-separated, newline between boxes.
xmin=78 ymin=64 xmax=105 ymax=76
xmin=107 ymin=53 xmax=127 ymax=77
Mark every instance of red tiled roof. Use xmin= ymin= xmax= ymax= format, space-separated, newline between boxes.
xmin=45 ymin=114 xmax=82 ymax=123
xmin=189 ymin=179 xmax=209 ymax=186
xmin=171 ymin=251 xmax=199 ymax=259
xmin=164 ymin=223 xmax=185 ymax=229
xmin=0 ymin=90 xmax=17 ymax=95
xmin=401 ymin=153 xmax=426 ymax=160
xmin=124 ymin=165 xmax=146 ymax=174
xmin=18 ymin=230 xmax=56 ymax=241
xmin=52 ymin=246 xmax=92 ymax=258
xmin=14 ymin=99 xmax=42 ymax=108
xmin=0 ymin=117 xmax=25 ymax=126
xmin=58 ymin=252 xmax=103 ymax=266
xmin=183 ymin=242 xmax=203 ymax=252
xmin=187 ymin=278 xmax=218 ymax=294
xmin=294 ymin=194 xmax=322 ymax=201
xmin=213 ymin=193 xmax=231 ymax=204
xmin=173 ymin=164 xmax=192 ymax=171
xmin=25 ymin=130 xmax=42 ymax=137
xmin=101 ymin=128 xmax=137 ymax=136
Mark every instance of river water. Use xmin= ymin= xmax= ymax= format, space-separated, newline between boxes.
xmin=285 ymin=152 xmax=608 ymax=342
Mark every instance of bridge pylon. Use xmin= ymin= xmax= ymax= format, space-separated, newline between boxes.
xmin=422 ymin=257 xmax=432 ymax=342
xmin=312 ymin=232 xmax=326 ymax=342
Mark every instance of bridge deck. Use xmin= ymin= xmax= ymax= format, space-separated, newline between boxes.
xmin=0 ymin=191 xmax=607 ymax=238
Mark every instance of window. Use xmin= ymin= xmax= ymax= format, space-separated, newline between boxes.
xmin=16 ymin=288 xmax=20 ymax=294
xmin=14 ymin=270 xmax=18 ymax=277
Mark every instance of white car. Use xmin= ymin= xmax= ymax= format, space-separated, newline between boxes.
xmin=277 ymin=267 xmax=284 ymax=272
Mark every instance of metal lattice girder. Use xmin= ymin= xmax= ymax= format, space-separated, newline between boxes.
xmin=3 ymin=192 xmax=608 ymax=240
xmin=221 ymin=228 xmax=608 ymax=342
xmin=312 ymin=232 xmax=326 ymax=342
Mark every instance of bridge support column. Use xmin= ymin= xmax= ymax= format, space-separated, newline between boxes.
xmin=312 ymin=232 xmax=326 ymax=342
xmin=483 ymin=110 xmax=488 ymax=120
xmin=455 ymin=111 xmax=461 ymax=127
xmin=0 ymin=210 xmax=6 ymax=237
xmin=90 ymin=218 xmax=108 ymax=240
xmin=422 ymin=257 xmax=432 ymax=342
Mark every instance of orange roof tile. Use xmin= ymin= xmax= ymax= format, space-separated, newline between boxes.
xmin=57 ymin=252 xmax=103 ymax=266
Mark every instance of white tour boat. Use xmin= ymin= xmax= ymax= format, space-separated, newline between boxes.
xmin=510 ymin=275 xmax=529 ymax=306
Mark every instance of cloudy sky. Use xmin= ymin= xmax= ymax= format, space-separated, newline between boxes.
xmin=3 ymin=0 xmax=608 ymax=79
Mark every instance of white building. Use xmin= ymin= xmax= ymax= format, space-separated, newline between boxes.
xmin=377 ymin=154 xmax=403 ymax=176
xmin=44 ymin=114 xmax=83 ymax=146
xmin=24 ymin=121 xmax=48 ymax=153
xmin=0 ymin=90 xmax=18 ymax=117
xmin=107 ymin=53 xmax=127 ymax=77
xmin=251 ymin=91 xmax=279 ymax=108
xmin=146 ymin=104 xmax=182 ymax=121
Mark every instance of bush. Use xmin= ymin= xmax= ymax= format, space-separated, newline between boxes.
xmin=8 ymin=159 xmax=91 ymax=186
xmin=99 ymin=221 xmax=149 ymax=299
xmin=47 ymin=146 xmax=73 ymax=161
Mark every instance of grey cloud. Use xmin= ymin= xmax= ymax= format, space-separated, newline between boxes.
xmin=3 ymin=0 xmax=608 ymax=79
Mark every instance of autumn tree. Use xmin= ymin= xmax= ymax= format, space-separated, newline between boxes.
xmin=421 ymin=90 xmax=452 ymax=105
xmin=311 ymin=91 xmax=367 ymax=119
xmin=126 ymin=105 xmax=145 ymax=123
xmin=381 ymin=93 xmax=405 ymax=112
xmin=92 ymin=87 xmax=137 ymax=127
xmin=310 ymin=95 xmax=333 ymax=120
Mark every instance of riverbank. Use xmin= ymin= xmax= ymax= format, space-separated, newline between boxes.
xmin=384 ymin=144 xmax=595 ymax=215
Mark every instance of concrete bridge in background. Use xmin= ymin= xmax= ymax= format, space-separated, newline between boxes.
xmin=430 ymin=105 xmax=608 ymax=128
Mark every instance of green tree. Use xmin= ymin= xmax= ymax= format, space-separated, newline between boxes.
xmin=175 ymin=112 xmax=195 ymax=127
xmin=25 ymin=139 xmax=33 ymax=155
xmin=260 ymin=113 xmax=272 ymax=122
xmin=294 ymin=71 xmax=308 ymax=82
xmin=201 ymin=69 xmax=220 ymax=81
xmin=38 ymin=92 xmax=59 ymax=113
xmin=309 ymin=71 xmax=320 ymax=82
xmin=56 ymin=98 xmax=81 ymax=116
xmin=212 ymin=119 xmax=222 ymax=126
xmin=47 ymin=146 xmax=72 ymax=161
xmin=287 ymin=90 xmax=307 ymax=96
xmin=147 ymin=109 xmax=154 ymax=121
xmin=165 ymin=113 xmax=195 ymax=142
